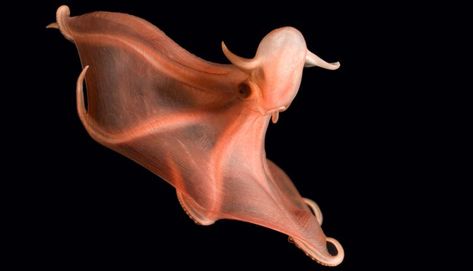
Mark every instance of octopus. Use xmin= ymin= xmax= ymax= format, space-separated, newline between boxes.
xmin=48 ymin=5 xmax=344 ymax=266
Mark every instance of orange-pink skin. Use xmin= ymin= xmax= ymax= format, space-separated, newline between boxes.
xmin=49 ymin=5 xmax=344 ymax=266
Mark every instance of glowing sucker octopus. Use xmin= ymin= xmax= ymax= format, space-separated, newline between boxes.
xmin=48 ymin=5 xmax=344 ymax=266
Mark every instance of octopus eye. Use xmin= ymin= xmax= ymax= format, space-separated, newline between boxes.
xmin=238 ymin=82 xmax=251 ymax=98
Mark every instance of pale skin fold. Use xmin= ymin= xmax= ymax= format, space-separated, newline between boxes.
xmin=48 ymin=5 xmax=344 ymax=266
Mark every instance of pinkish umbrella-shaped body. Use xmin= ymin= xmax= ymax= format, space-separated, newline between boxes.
xmin=49 ymin=5 xmax=343 ymax=266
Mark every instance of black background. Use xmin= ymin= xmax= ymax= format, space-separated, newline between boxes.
xmin=5 ymin=0 xmax=466 ymax=270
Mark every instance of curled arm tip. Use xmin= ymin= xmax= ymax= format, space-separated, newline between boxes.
xmin=54 ymin=5 xmax=73 ymax=41
xmin=46 ymin=22 xmax=59 ymax=29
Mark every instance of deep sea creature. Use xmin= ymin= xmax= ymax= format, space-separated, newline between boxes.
xmin=49 ymin=5 xmax=343 ymax=266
